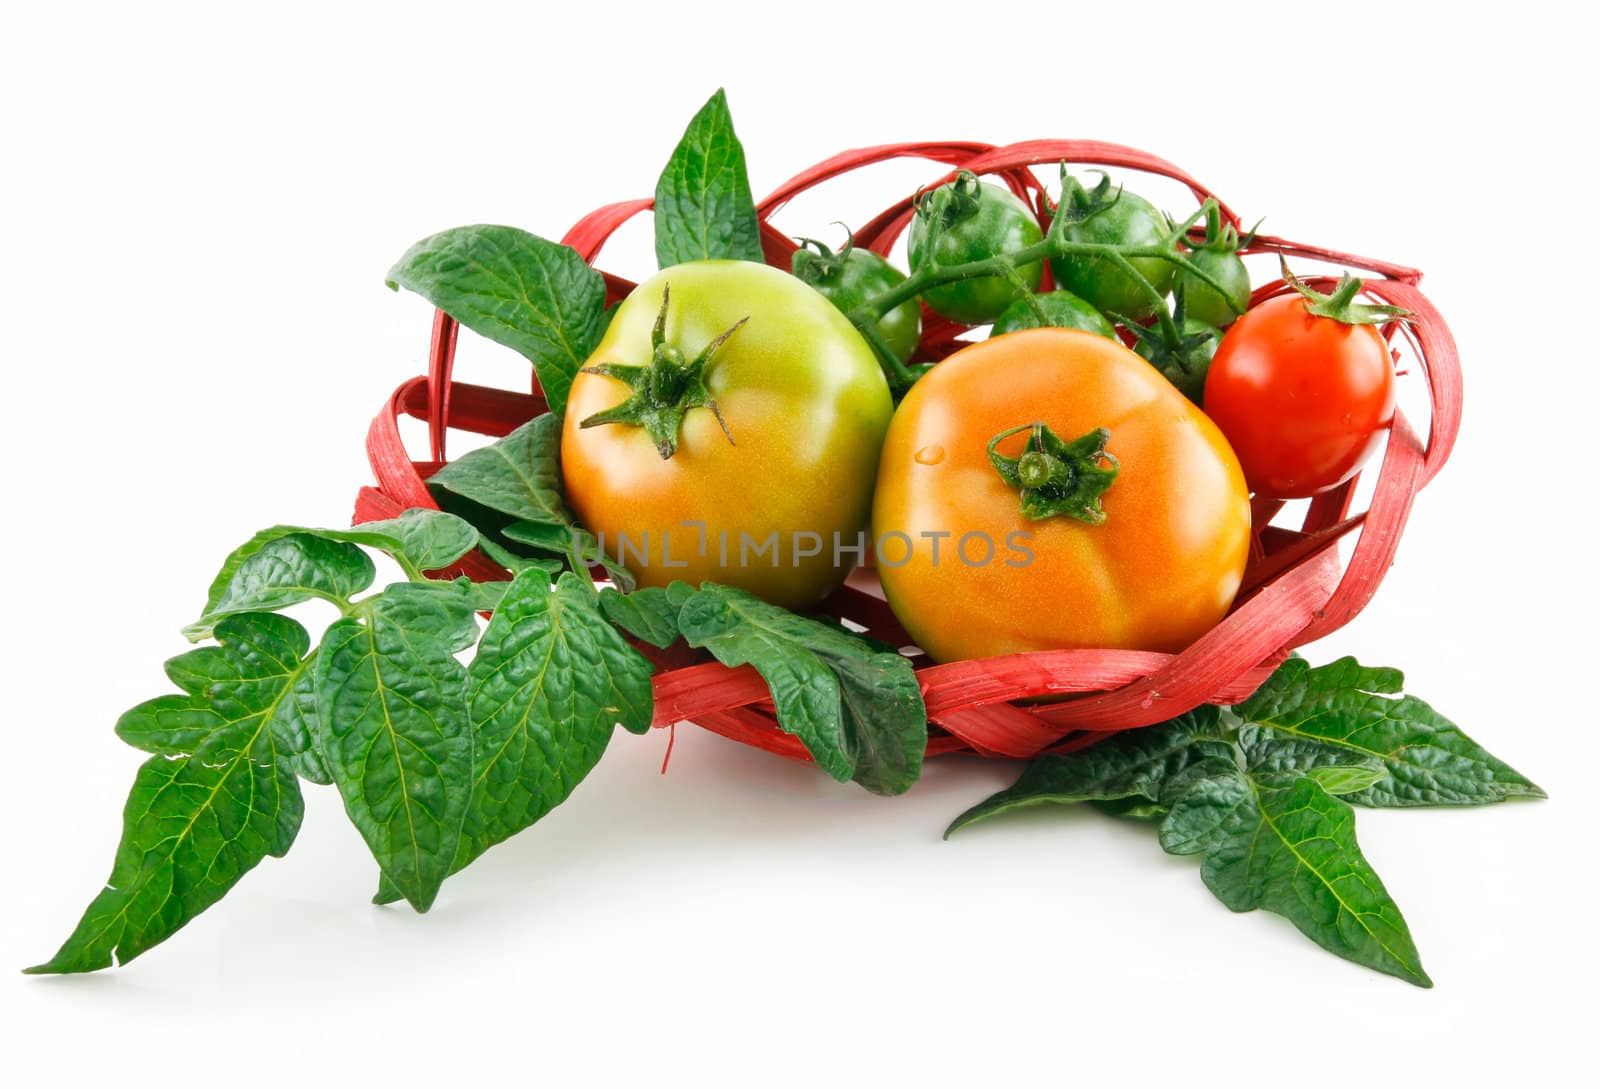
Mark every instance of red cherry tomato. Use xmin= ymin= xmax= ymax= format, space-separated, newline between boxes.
xmin=1203 ymin=286 xmax=1397 ymax=498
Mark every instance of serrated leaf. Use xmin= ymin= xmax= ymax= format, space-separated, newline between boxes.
xmin=476 ymin=535 xmax=565 ymax=578
xmin=386 ymin=226 xmax=606 ymax=416
xmin=339 ymin=509 xmax=481 ymax=571
xmin=381 ymin=574 xmax=509 ymax=618
xmin=677 ymin=584 xmax=925 ymax=796
xmin=598 ymin=583 xmax=692 ymax=649
xmin=456 ymin=570 xmax=654 ymax=872
xmin=653 ymin=88 xmax=765 ymax=267
xmin=503 ymin=519 xmax=636 ymax=592
xmin=185 ymin=533 xmax=374 ymax=640
xmin=29 ymin=613 xmax=308 ymax=974
xmin=945 ymin=709 xmax=1230 ymax=837
xmin=119 ymin=612 xmax=313 ymax=764
xmin=192 ymin=512 xmax=478 ymax=635
xmin=1190 ymin=774 xmax=1432 ymax=987
xmin=27 ymin=754 xmax=304 ymax=975
xmin=427 ymin=415 xmax=574 ymax=529
xmin=374 ymin=580 xmax=484 ymax=652
xmin=315 ymin=585 xmax=474 ymax=912
xmin=1235 ymin=657 xmax=1544 ymax=807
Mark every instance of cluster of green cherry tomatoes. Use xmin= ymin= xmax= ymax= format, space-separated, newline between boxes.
xmin=562 ymin=168 xmax=1405 ymax=663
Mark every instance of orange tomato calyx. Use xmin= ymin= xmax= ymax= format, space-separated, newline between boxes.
xmin=986 ymin=421 xmax=1119 ymax=525
xmin=577 ymin=283 xmax=742 ymax=459
xmin=1279 ymin=257 xmax=1412 ymax=327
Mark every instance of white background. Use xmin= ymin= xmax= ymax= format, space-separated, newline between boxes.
xmin=4 ymin=1 xmax=1594 ymax=1084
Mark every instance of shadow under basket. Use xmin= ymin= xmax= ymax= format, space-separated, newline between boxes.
xmin=354 ymin=138 xmax=1462 ymax=766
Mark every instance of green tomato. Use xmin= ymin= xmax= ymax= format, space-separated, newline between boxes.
xmin=562 ymin=261 xmax=893 ymax=610
xmin=792 ymin=240 xmax=921 ymax=363
xmin=1174 ymin=245 xmax=1252 ymax=327
xmin=908 ymin=173 xmax=1044 ymax=325
xmin=990 ymin=290 xmax=1117 ymax=340
xmin=1049 ymin=177 xmax=1176 ymax=322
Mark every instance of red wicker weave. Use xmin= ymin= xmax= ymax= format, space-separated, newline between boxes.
xmin=354 ymin=139 xmax=1461 ymax=766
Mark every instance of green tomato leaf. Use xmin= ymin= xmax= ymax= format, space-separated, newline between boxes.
xmin=191 ymin=511 xmax=478 ymax=637
xmin=121 ymin=613 xmax=314 ymax=764
xmin=1234 ymin=657 xmax=1545 ymax=807
xmin=1305 ymin=764 xmax=1391 ymax=796
xmin=476 ymin=535 xmax=566 ymax=579
xmin=27 ymin=755 xmax=304 ymax=975
xmin=426 ymin=414 xmax=635 ymax=587
xmin=503 ymin=519 xmax=636 ymax=592
xmin=1239 ymin=726 xmax=1387 ymax=785
xmin=270 ymin=647 xmax=331 ymax=784
xmin=335 ymin=509 xmax=481 ymax=572
xmin=945 ymin=708 xmax=1232 ymax=837
xmin=499 ymin=519 xmax=581 ymax=554
xmin=1156 ymin=762 xmax=1254 ymax=856
xmin=427 ymin=415 xmax=574 ymax=529
xmin=185 ymin=533 xmax=375 ymax=640
xmin=1179 ymin=773 xmax=1433 ymax=987
xmin=940 ymin=655 xmax=1532 ymax=986
xmin=386 ymin=226 xmax=606 ymax=417
xmin=653 ymin=88 xmax=765 ymax=267
xmin=456 ymin=570 xmax=654 ymax=872
xmin=1090 ymin=797 xmax=1170 ymax=822
xmin=676 ymin=584 xmax=926 ymax=796
xmin=371 ymin=574 xmax=507 ymax=619
xmin=28 ymin=613 xmax=308 ymax=974
xmin=314 ymin=585 xmax=476 ymax=912
xmin=598 ymin=583 xmax=693 ymax=649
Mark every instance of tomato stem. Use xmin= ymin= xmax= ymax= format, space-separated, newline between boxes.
xmin=1109 ymin=284 xmax=1219 ymax=406
xmin=1280 ymin=257 xmax=1413 ymax=326
xmin=851 ymin=240 xmax=1232 ymax=374
xmin=987 ymin=422 xmax=1119 ymax=525
xmin=842 ymin=167 xmax=1263 ymax=394
xmin=577 ymin=284 xmax=742 ymax=459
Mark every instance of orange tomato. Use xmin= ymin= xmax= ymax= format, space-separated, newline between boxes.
xmin=872 ymin=328 xmax=1250 ymax=662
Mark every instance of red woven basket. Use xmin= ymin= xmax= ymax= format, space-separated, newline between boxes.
xmin=354 ymin=139 xmax=1461 ymax=765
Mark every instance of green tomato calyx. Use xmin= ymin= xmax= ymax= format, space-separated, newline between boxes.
xmin=1189 ymin=198 xmax=1249 ymax=255
xmin=988 ymin=422 xmax=1119 ymax=525
xmin=1049 ymin=168 xmax=1124 ymax=234
xmin=1281 ymin=257 xmax=1412 ymax=327
xmin=1111 ymin=285 xmax=1221 ymax=405
xmin=915 ymin=169 xmax=985 ymax=232
xmin=791 ymin=232 xmax=853 ymax=285
xmin=578 ymin=283 xmax=742 ymax=459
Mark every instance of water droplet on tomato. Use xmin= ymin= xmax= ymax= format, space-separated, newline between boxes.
xmin=914 ymin=444 xmax=945 ymax=465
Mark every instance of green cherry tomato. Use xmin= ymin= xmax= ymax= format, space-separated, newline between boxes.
xmin=908 ymin=171 xmax=1044 ymax=325
xmin=792 ymin=239 xmax=921 ymax=363
xmin=1176 ymin=245 xmax=1252 ymax=327
xmin=562 ymin=261 xmax=893 ymax=609
xmin=1049 ymin=174 xmax=1176 ymax=322
xmin=990 ymin=290 xmax=1117 ymax=340
xmin=1134 ymin=317 xmax=1221 ymax=404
